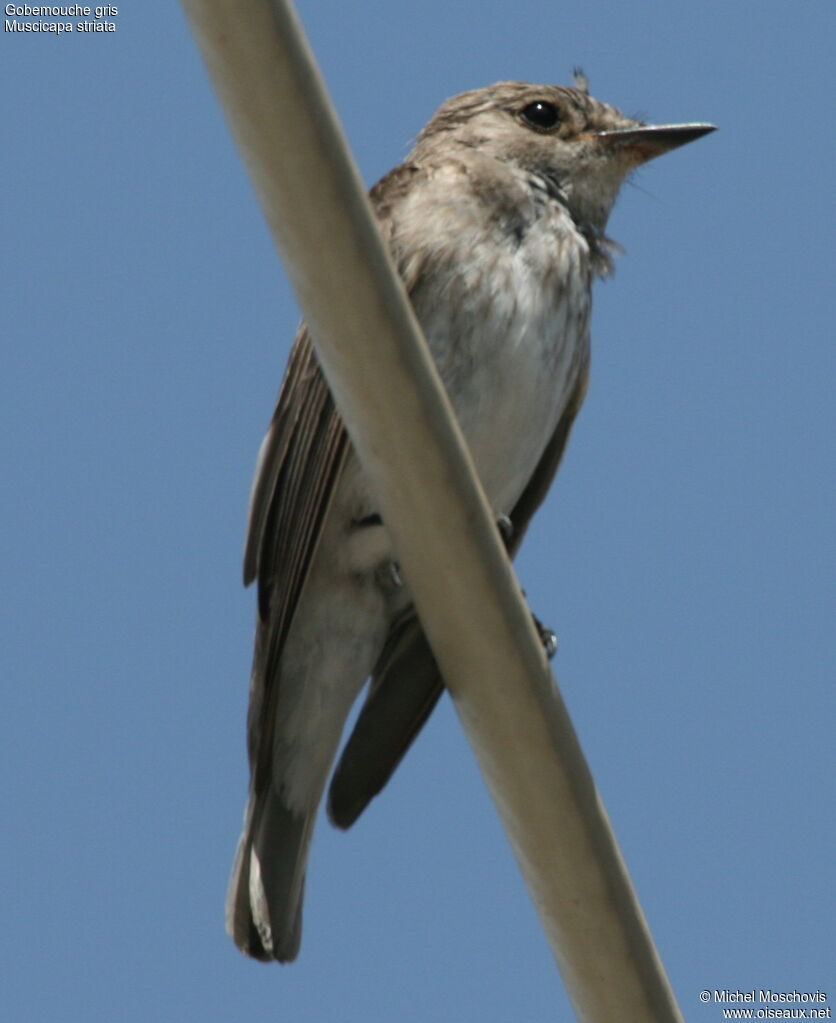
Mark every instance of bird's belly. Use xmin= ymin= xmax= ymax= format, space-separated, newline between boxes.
xmin=420 ymin=246 xmax=589 ymax=516
xmin=460 ymin=320 xmax=583 ymax=514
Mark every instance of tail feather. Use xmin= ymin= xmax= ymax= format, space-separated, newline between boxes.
xmin=226 ymin=787 xmax=313 ymax=963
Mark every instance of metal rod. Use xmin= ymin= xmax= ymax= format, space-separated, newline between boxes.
xmin=180 ymin=2 xmax=684 ymax=1019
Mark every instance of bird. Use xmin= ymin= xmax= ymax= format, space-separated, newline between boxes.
xmin=225 ymin=76 xmax=715 ymax=962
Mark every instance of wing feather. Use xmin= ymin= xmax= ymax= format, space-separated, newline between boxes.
xmin=241 ymin=162 xmax=426 ymax=790
xmin=244 ymin=328 xmax=349 ymax=782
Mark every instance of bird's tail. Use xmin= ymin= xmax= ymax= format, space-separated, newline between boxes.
xmin=225 ymin=785 xmax=314 ymax=962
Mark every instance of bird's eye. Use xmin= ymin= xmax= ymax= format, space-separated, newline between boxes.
xmin=520 ymin=100 xmax=561 ymax=132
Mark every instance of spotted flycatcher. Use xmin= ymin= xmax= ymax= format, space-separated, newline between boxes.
xmin=226 ymin=78 xmax=714 ymax=961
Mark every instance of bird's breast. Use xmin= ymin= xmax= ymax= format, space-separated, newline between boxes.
xmin=410 ymin=203 xmax=592 ymax=517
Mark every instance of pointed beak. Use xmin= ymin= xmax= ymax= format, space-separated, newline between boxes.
xmin=595 ymin=123 xmax=717 ymax=164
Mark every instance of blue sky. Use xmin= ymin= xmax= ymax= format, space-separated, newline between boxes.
xmin=2 ymin=2 xmax=833 ymax=1020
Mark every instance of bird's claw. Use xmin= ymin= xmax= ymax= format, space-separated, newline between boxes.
xmin=497 ymin=515 xmax=514 ymax=550
xmin=532 ymin=612 xmax=558 ymax=660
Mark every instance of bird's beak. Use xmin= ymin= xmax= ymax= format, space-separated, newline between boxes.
xmin=595 ymin=123 xmax=716 ymax=164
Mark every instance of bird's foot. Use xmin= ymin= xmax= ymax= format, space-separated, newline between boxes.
xmin=496 ymin=514 xmax=514 ymax=550
xmin=388 ymin=516 xmax=555 ymax=657
xmin=498 ymin=518 xmax=557 ymax=658
xmin=532 ymin=612 xmax=558 ymax=659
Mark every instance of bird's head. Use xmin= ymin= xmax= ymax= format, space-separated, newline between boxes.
xmin=414 ymin=77 xmax=715 ymax=233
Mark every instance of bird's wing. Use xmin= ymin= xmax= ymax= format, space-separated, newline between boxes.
xmin=243 ymin=161 xmax=426 ymax=790
xmin=327 ymin=365 xmax=589 ymax=829
xmin=243 ymin=327 xmax=349 ymax=784
xmin=327 ymin=610 xmax=442 ymax=829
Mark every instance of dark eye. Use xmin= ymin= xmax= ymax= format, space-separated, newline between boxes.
xmin=520 ymin=100 xmax=561 ymax=131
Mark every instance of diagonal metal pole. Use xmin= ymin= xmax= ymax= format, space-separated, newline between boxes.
xmin=180 ymin=2 xmax=685 ymax=1019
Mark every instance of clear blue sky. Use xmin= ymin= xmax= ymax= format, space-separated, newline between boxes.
xmin=2 ymin=2 xmax=833 ymax=1020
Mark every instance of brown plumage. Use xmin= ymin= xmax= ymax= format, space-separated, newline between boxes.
xmin=226 ymin=79 xmax=715 ymax=962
